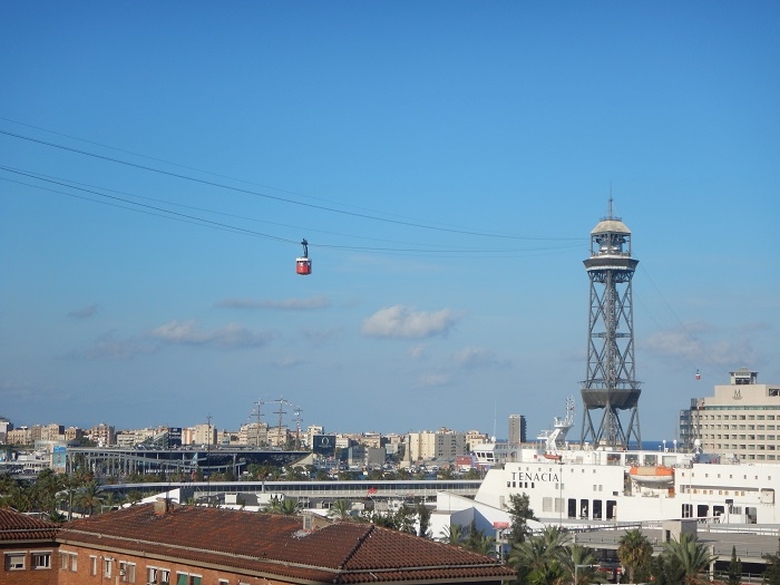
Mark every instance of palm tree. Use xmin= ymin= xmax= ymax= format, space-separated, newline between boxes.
xmin=661 ymin=533 xmax=716 ymax=585
xmin=508 ymin=526 xmax=570 ymax=585
xmin=441 ymin=523 xmax=467 ymax=546
xmin=563 ymin=544 xmax=602 ymax=585
xmin=617 ymin=528 xmax=653 ymax=584
xmin=266 ymin=496 xmax=299 ymax=515
xmin=76 ymin=480 xmax=105 ymax=516
xmin=328 ymin=499 xmax=354 ymax=521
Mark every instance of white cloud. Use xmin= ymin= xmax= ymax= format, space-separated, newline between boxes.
xmin=361 ymin=305 xmax=458 ymax=339
xmin=641 ymin=326 xmax=758 ymax=367
xmin=454 ymin=346 xmax=507 ymax=369
xmin=302 ymin=328 xmax=344 ymax=347
xmin=416 ymin=372 xmax=451 ymax=388
xmin=217 ymin=295 xmax=330 ymax=310
xmin=408 ymin=344 xmax=429 ymax=360
xmin=65 ymin=330 xmax=156 ymax=360
xmin=272 ymin=356 xmax=306 ymax=368
xmin=68 ymin=304 xmax=100 ymax=319
xmin=149 ymin=320 xmax=274 ymax=350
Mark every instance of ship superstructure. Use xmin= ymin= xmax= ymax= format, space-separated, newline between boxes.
xmin=473 ymin=422 xmax=780 ymax=525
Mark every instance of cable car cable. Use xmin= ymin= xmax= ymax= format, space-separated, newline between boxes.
xmin=0 ymin=128 xmax=580 ymax=242
xmin=0 ymin=164 xmax=585 ymax=257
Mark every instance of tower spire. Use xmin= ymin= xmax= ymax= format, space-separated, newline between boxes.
xmin=580 ymin=201 xmax=642 ymax=449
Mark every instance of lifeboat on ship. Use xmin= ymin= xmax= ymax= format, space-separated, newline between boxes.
xmin=543 ymin=452 xmax=562 ymax=461
xmin=629 ymin=465 xmax=674 ymax=486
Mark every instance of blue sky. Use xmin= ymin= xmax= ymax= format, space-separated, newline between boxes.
xmin=1 ymin=2 xmax=778 ymax=442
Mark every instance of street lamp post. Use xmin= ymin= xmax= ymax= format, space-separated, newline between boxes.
xmin=574 ymin=563 xmax=598 ymax=585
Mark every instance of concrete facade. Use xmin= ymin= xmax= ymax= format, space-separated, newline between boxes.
xmin=686 ymin=368 xmax=780 ymax=461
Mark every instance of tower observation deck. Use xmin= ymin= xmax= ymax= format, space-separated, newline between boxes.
xmin=580 ymin=200 xmax=642 ymax=449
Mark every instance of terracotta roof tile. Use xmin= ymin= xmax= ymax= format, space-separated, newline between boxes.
xmin=58 ymin=504 xmax=514 ymax=584
xmin=0 ymin=506 xmax=58 ymax=541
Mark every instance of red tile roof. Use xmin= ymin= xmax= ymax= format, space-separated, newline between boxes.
xmin=0 ymin=507 xmax=58 ymax=542
xmin=58 ymin=503 xmax=514 ymax=584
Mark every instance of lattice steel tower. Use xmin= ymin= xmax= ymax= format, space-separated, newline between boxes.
xmin=580 ymin=199 xmax=642 ymax=449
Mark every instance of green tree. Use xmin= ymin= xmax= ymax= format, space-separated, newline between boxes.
xmin=441 ymin=523 xmax=467 ymax=547
xmin=328 ymin=499 xmax=354 ymax=521
xmin=764 ymin=538 xmax=780 ymax=585
xmin=563 ymin=544 xmax=602 ymax=585
xmin=266 ymin=496 xmax=299 ymax=515
xmin=617 ymin=528 xmax=653 ymax=584
xmin=661 ymin=533 xmax=716 ymax=585
xmin=75 ymin=480 xmax=106 ymax=516
xmin=416 ymin=499 xmax=431 ymax=538
xmin=394 ymin=503 xmax=417 ymax=534
xmin=650 ymin=550 xmax=686 ymax=585
xmin=508 ymin=525 xmax=570 ymax=585
xmin=506 ymin=493 xmax=537 ymax=547
xmin=727 ymin=545 xmax=742 ymax=585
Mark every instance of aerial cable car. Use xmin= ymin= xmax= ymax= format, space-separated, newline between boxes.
xmin=296 ymin=238 xmax=312 ymax=276
xmin=695 ymin=369 xmax=701 ymax=380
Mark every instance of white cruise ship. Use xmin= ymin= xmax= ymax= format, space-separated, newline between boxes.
xmin=473 ymin=404 xmax=776 ymax=525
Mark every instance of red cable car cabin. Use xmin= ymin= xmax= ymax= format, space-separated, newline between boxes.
xmin=296 ymin=256 xmax=312 ymax=275
xmin=296 ymin=238 xmax=312 ymax=275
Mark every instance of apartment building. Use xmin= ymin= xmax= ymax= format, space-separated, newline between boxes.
xmin=54 ymin=502 xmax=513 ymax=585
xmin=684 ymin=368 xmax=780 ymax=461
xmin=0 ymin=507 xmax=58 ymax=585
xmin=407 ymin=428 xmax=466 ymax=462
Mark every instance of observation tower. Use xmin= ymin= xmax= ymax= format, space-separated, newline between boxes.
xmin=580 ymin=200 xmax=642 ymax=449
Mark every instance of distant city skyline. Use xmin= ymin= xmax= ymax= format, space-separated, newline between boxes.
xmin=2 ymin=2 xmax=778 ymax=441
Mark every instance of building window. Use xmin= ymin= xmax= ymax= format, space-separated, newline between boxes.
xmin=90 ymin=555 xmax=98 ymax=576
xmin=176 ymin=573 xmax=202 ymax=585
xmin=104 ymin=557 xmax=113 ymax=578
xmin=32 ymin=551 xmax=52 ymax=569
xmin=70 ymin=553 xmax=78 ymax=572
xmin=120 ymin=561 xmax=137 ymax=583
xmin=5 ymin=552 xmax=25 ymax=571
